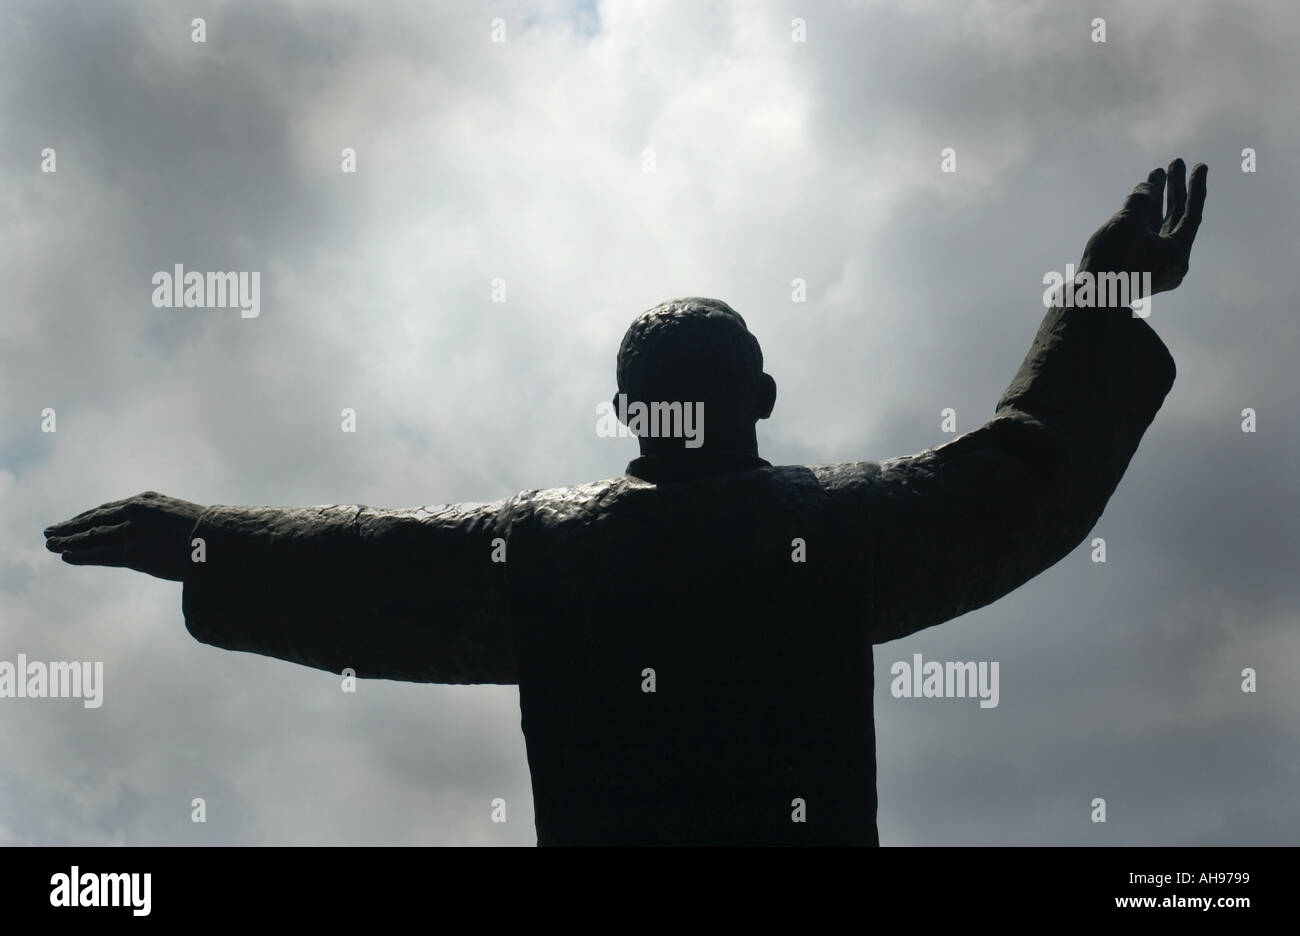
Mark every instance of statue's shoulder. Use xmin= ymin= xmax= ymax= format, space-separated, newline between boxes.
xmin=806 ymin=460 xmax=895 ymax=496
xmin=506 ymin=476 xmax=652 ymax=530
xmin=509 ymin=463 xmax=902 ymax=526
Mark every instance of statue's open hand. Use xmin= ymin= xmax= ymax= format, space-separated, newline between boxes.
xmin=44 ymin=492 xmax=206 ymax=582
xmin=1079 ymin=158 xmax=1207 ymax=296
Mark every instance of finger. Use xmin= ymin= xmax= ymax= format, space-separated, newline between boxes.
xmin=45 ymin=521 xmax=131 ymax=553
xmin=1164 ymin=158 xmax=1186 ymax=230
xmin=44 ymin=499 xmax=134 ymax=536
xmin=1172 ymin=162 xmax=1208 ymax=247
xmin=61 ymin=547 xmax=131 ymax=568
xmin=1146 ymin=167 xmax=1166 ymax=230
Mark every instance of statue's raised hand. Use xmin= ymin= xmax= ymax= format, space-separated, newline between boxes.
xmin=1079 ymin=158 xmax=1207 ymax=296
xmin=45 ymin=492 xmax=205 ymax=582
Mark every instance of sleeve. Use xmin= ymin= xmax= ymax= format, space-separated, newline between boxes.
xmin=815 ymin=302 xmax=1176 ymax=644
xmin=180 ymin=498 xmax=519 ymax=684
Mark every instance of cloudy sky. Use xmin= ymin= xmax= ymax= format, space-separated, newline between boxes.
xmin=2 ymin=0 xmax=1296 ymax=845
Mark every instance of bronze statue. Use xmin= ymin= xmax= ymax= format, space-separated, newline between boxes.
xmin=45 ymin=160 xmax=1207 ymax=845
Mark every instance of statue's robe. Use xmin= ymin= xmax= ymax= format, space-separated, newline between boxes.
xmin=182 ymin=302 xmax=1175 ymax=845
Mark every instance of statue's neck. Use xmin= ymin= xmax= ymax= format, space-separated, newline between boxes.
xmin=625 ymin=451 xmax=771 ymax=484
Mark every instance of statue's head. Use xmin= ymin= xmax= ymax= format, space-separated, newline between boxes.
xmin=615 ymin=297 xmax=776 ymax=457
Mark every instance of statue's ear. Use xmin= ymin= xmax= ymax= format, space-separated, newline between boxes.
xmin=611 ymin=393 xmax=625 ymax=426
xmin=756 ymin=373 xmax=777 ymax=420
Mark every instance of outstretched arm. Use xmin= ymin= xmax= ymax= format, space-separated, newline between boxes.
xmin=45 ymin=494 xmax=518 ymax=684
xmin=817 ymin=159 xmax=1206 ymax=644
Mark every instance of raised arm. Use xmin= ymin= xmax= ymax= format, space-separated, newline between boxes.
xmin=816 ymin=160 xmax=1206 ymax=644
xmin=45 ymin=494 xmax=519 ymax=684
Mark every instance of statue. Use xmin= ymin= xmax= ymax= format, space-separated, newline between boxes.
xmin=45 ymin=160 xmax=1207 ymax=845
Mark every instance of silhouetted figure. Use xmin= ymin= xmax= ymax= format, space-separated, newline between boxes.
xmin=46 ymin=161 xmax=1207 ymax=845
